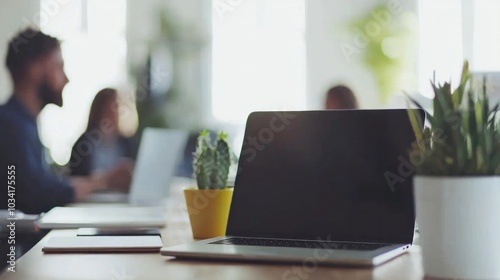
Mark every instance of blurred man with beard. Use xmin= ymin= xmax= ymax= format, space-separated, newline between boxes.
xmin=0 ymin=28 xmax=129 ymax=215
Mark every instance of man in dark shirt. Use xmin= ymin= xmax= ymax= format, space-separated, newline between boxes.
xmin=0 ymin=28 xmax=127 ymax=214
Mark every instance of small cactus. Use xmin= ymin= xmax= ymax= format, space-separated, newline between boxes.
xmin=193 ymin=130 xmax=232 ymax=189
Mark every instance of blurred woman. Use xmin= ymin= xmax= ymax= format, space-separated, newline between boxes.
xmin=324 ymin=85 xmax=359 ymax=110
xmin=69 ymin=88 xmax=136 ymax=185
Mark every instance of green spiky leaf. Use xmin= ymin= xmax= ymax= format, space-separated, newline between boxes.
xmin=406 ymin=61 xmax=500 ymax=176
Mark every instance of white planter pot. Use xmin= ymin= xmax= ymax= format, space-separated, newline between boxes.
xmin=414 ymin=176 xmax=500 ymax=279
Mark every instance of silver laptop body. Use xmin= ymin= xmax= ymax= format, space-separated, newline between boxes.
xmin=86 ymin=128 xmax=188 ymax=205
xmin=161 ymin=110 xmax=423 ymax=266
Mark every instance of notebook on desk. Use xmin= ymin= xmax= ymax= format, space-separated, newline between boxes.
xmin=42 ymin=236 xmax=163 ymax=253
xmin=162 ymin=109 xmax=424 ymax=267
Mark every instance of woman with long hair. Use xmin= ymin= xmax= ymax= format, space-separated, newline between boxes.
xmin=68 ymin=88 xmax=136 ymax=187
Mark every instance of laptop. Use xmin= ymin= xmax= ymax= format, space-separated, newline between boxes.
xmin=85 ymin=128 xmax=188 ymax=205
xmin=35 ymin=206 xmax=168 ymax=229
xmin=161 ymin=109 xmax=424 ymax=266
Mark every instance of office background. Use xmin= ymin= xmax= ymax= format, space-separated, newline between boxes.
xmin=0 ymin=0 xmax=499 ymax=169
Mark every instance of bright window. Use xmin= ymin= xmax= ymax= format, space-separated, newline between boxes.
xmin=39 ymin=0 xmax=128 ymax=165
xmin=472 ymin=0 xmax=500 ymax=72
xmin=418 ymin=0 xmax=463 ymax=97
xmin=419 ymin=0 xmax=500 ymax=97
xmin=211 ymin=0 xmax=306 ymax=123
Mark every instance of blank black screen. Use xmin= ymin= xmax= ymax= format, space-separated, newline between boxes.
xmin=227 ymin=110 xmax=423 ymax=244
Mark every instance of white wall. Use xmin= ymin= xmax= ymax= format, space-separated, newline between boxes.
xmin=306 ymin=0 xmax=418 ymax=109
xmin=0 ymin=0 xmax=40 ymax=103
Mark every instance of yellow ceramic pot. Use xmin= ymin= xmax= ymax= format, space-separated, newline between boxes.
xmin=184 ymin=188 xmax=233 ymax=239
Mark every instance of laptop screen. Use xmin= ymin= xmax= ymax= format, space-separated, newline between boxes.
xmin=227 ymin=109 xmax=423 ymax=244
xmin=128 ymin=128 xmax=187 ymax=205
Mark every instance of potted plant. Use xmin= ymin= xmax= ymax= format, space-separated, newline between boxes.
xmin=407 ymin=61 xmax=500 ymax=279
xmin=184 ymin=130 xmax=234 ymax=239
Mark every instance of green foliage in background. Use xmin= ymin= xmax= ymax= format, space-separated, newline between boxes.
xmin=193 ymin=130 xmax=232 ymax=189
xmin=407 ymin=61 xmax=500 ymax=176
xmin=349 ymin=4 xmax=414 ymax=103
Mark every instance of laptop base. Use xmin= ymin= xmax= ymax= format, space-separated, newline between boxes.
xmin=161 ymin=236 xmax=411 ymax=267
